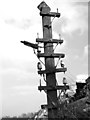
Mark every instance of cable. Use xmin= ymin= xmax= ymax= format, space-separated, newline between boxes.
xmin=56 ymin=78 xmax=64 ymax=101
xmin=49 ymin=16 xmax=56 ymax=28
xmin=53 ymin=37 xmax=62 ymax=52
xmin=38 ymin=58 xmax=45 ymax=66
xmin=43 ymin=74 xmax=46 ymax=83
xmin=33 ymin=49 xmax=45 ymax=66
xmin=53 ymin=43 xmax=58 ymax=52
xmin=55 ymin=56 xmax=61 ymax=68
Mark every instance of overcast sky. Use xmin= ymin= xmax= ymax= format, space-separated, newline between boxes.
xmin=0 ymin=0 xmax=89 ymax=117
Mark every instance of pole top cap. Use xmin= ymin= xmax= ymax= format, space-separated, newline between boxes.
xmin=37 ymin=1 xmax=51 ymax=11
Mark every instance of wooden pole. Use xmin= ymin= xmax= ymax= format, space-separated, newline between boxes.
xmin=21 ymin=1 xmax=68 ymax=119
xmin=38 ymin=2 xmax=58 ymax=119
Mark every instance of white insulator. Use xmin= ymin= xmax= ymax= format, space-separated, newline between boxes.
xmin=63 ymin=77 xmax=67 ymax=84
xmin=37 ymin=62 xmax=42 ymax=71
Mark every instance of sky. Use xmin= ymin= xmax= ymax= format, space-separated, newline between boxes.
xmin=0 ymin=0 xmax=89 ymax=117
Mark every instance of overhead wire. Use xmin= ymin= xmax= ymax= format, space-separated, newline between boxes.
xmin=33 ymin=49 xmax=45 ymax=66
xmin=55 ymin=56 xmax=61 ymax=68
xmin=52 ymin=34 xmax=62 ymax=53
xmin=49 ymin=14 xmax=56 ymax=28
xmin=43 ymin=74 xmax=46 ymax=83
xmin=53 ymin=43 xmax=59 ymax=52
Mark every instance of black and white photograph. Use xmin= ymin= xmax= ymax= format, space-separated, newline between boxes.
xmin=0 ymin=0 xmax=89 ymax=119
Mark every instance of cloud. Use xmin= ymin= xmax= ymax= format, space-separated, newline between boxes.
xmin=1 ymin=63 xmax=39 ymax=90
xmin=73 ymin=55 xmax=79 ymax=60
xmin=5 ymin=19 xmax=31 ymax=30
xmin=13 ymin=85 xmax=36 ymax=90
xmin=0 ymin=58 xmax=37 ymax=74
xmin=0 ymin=0 xmax=42 ymax=30
xmin=2 ymin=85 xmax=46 ymax=117
xmin=0 ymin=19 xmax=42 ymax=61
xmin=52 ymin=31 xmax=66 ymax=52
xmin=76 ymin=74 xmax=88 ymax=83
xmin=0 ymin=0 xmax=89 ymax=116
xmin=1 ymin=0 xmax=88 ymax=33
xmin=53 ymin=1 xmax=88 ymax=36
xmin=62 ymin=3 xmax=88 ymax=34
xmin=0 ymin=0 xmax=39 ymax=19
xmin=12 ymin=85 xmax=37 ymax=95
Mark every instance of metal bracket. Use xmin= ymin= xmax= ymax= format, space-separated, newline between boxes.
xmin=40 ymin=12 xmax=60 ymax=17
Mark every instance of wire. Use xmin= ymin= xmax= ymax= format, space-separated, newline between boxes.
xmin=53 ymin=37 xmax=62 ymax=52
xmin=43 ymin=74 xmax=46 ymax=83
xmin=49 ymin=16 xmax=56 ymax=28
xmin=55 ymin=78 xmax=64 ymax=101
xmin=55 ymin=56 xmax=61 ymax=68
xmin=33 ymin=49 xmax=45 ymax=66
xmin=53 ymin=43 xmax=58 ymax=52
xmin=38 ymin=58 xmax=45 ymax=66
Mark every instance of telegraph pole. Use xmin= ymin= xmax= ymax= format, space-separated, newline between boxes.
xmin=37 ymin=2 xmax=67 ymax=119
xmin=21 ymin=1 xmax=69 ymax=119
